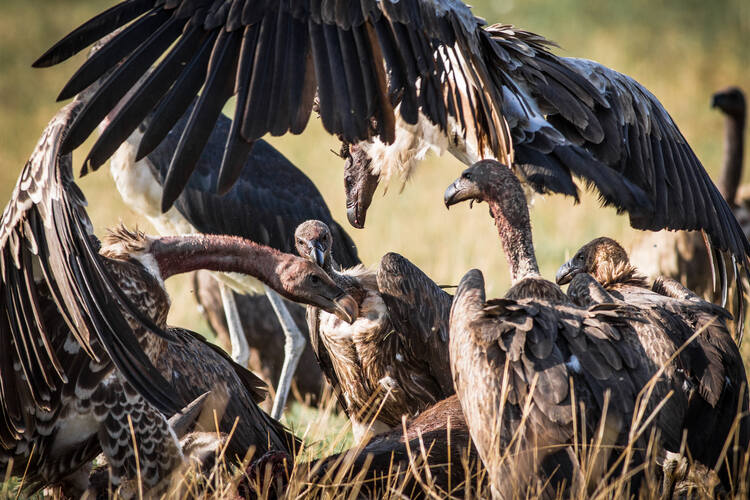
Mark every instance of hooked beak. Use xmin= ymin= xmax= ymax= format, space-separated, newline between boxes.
xmin=347 ymin=204 xmax=367 ymax=230
xmin=555 ymin=259 xmax=581 ymax=286
xmin=344 ymin=147 xmax=379 ymax=229
xmin=307 ymin=240 xmax=326 ymax=268
xmin=444 ymin=177 xmax=479 ymax=208
xmin=332 ymin=293 xmax=358 ymax=324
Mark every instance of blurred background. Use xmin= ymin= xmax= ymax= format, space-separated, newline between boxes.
xmin=1 ymin=0 xmax=748 ymax=340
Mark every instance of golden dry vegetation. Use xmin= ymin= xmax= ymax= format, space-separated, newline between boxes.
xmin=1 ymin=0 xmax=750 ymax=498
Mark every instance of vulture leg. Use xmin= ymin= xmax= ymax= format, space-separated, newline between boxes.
xmin=264 ymin=285 xmax=306 ymax=420
xmin=218 ymin=280 xmax=250 ymax=367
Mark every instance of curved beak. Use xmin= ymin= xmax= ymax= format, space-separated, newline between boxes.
xmin=444 ymin=177 xmax=479 ymax=208
xmin=555 ymin=259 xmax=581 ymax=285
xmin=347 ymin=204 xmax=367 ymax=229
xmin=344 ymin=148 xmax=379 ymax=229
xmin=332 ymin=293 xmax=358 ymax=324
xmin=307 ymin=240 xmax=326 ymax=267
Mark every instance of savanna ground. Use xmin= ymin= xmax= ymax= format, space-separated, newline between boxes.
xmin=1 ymin=0 xmax=749 ymax=497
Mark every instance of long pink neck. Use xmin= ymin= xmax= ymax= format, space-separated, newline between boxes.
xmin=487 ymin=198 xmax=540 ymax=284
xmin=150 ymin=234 xmax=286 ymax=293
xmin=719 ymin=110 xmax=745 ymax=205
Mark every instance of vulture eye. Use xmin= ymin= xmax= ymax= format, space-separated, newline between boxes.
xmin=310 ymin=275 xmax=321 ymax=285
xmin=462 ymin=172 xmax=472 ymax=180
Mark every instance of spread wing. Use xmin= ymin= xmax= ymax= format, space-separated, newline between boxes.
xmin=376 ymin=252 xmax=453 ymax=396
xmin=0 ymin=98 xmax=182 ymax=444
xmin=35 ymin=0 xmax=509 ymax=210
xmin=486 ymin=26 xmax=750 ymax=289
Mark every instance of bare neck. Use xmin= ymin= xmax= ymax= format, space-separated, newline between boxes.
xmin=719 ymin=110 xmax=746 ymax=205
xmin=151 ymin=234 xmax=286 ymax=294
xmin=487 ymin=199 xmax=540 ymax=284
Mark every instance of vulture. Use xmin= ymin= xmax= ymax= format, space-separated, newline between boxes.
xmin=104 ymin=97 xmax=359 ymax=419
xmin=556 ymin=236 xmax=750 ymax=490
xmin=630 ymin=87 xmax=749 ymax=324
xmin=294 ymin=220 xmax=453 ymax=442
xmin=31 ymin=1 xmax=750 ymax=305
xmin=245 ymin=395 xmax=484 ymax=499
xmin=443 ymin=160 xmax=749 ymax=498
xmin=192 ymin=270 xmax=325 ymax=405
xmin=0 ymin=96 xmax=359 ymax=494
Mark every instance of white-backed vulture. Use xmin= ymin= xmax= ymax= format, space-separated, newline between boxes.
xmin=31 ymin=1 xmax=750 ymax=299
xmin=442 ymin=160 xmax=748 ymax=498
xmin=556 ymin=236 xmax=750 ymax=491
xmin=294 ymin=220 xmax=453 ymax=442
xmin=105 ymin=97 xmax=359 ymax=419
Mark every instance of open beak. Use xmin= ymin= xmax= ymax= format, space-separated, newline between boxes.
xmin=307 ymin=240 xmax=326 ymax=267
xmin=444 ymin=177 xmax=479 ymax=208
xmin=332 ymin=293 xmax=358 ymax=324
xmin=555 ymin=259 xmax=580 ymax=285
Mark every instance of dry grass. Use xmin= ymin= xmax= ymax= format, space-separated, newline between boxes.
xmin=1 ymin=0 xmax=750 ymax=498
xmin=6 ymin=321 xmax=747 ymax=499
xmin=19 ymin=335 xmax=750 ymax=499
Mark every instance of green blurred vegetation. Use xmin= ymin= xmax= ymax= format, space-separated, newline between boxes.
xmin=0 ymin=0 xmax=748 ymax=335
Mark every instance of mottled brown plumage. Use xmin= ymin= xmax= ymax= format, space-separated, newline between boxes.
xmin=558 ymin=236 xmax=750 ymax=489
xmin=294 ymin=220 xmax=453 ymax=442
xmin=560 ymin=237 xmax=649 ymax=290
xmin=444 ymin=160 xmax=748 ymax=498
xmin=0 ymin=100 xmax=355 ymax=495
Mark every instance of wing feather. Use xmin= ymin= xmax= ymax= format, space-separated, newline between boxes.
xmin=376 ymin=252 xmax=453 ymax=396
xmin=0 ymin=99 xmax=183 ymax=443
xmin=38 ymin=0 xmax=503 ymax=210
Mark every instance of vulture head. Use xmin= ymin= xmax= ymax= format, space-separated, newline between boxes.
xmin=555 ymin=237 xmax=642 ymax=288
xmin=444 ymin=160 xmax=530 ymax=230
xmin=712 ymin=87 xmax=746 ymax=119
xmin=342 ymin=142 xmax=379 ymax=229
xmin=294 ymin=220 xmax=332 ymax=270
xmin=101 ymin=225 xmax=358 ymax=324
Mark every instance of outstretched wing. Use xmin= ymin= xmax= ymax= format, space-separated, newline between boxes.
xmin=486 ymin=26 xmax=750 ymax=288
xmin=376 ymin=252 xmax=453 ymax=396
xmin=35 ymin=0 xmax=509 ymax=211
xmin=144 ymin=104 xmax=360 ymax=262
xmin=0 ymin=98 xmax=181 ymax=444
